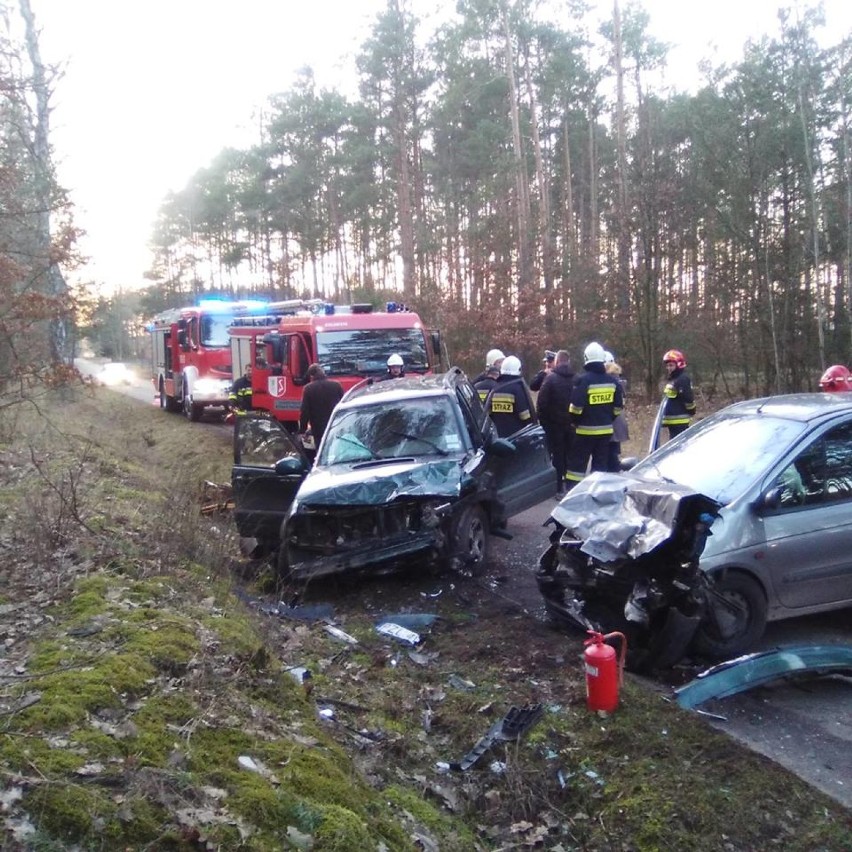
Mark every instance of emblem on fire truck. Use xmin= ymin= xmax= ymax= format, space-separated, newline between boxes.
xmin=268 ymin=376 xmax=286 ymax=398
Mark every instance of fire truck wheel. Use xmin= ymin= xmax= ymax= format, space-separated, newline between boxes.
xmin=182 ymin=384 xmax=203 ymax=421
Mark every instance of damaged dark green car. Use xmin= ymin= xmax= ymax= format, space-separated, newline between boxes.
xmin=232 ymin=368 xmax=555 ymax=581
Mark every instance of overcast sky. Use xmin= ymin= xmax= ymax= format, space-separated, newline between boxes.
xmin=30 ymin=0 xmax=852 ymax=291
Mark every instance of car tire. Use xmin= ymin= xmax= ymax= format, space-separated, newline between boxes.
xmin=451 ymin=503 xmax=489 ymax=575
xmin=692 ymin=572 xmax=767 ymax=660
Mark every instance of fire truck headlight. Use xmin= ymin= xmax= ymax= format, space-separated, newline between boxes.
xmin=194 ymin=378 xmax=223 ymax=394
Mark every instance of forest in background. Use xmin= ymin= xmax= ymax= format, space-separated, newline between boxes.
xmin=4 ymin=1 xmax=852 ymax=403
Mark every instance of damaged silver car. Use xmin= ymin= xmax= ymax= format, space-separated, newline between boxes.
xmin=232 ymin=368 xmax=555 ymax=581
xmin=537 ymin=394 xmax=852 ymax=670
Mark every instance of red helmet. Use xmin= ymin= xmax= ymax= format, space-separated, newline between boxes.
xmin=819 ymin=364 xmax=851 ymax=392
xmin=662 ymin=349 xmax=686 ymax=369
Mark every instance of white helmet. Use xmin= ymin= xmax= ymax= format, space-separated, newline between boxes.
xmin=603 ymin=350 xmax=615 ymax=364
xmin=584 ymin=342 xmax=607 ymax=365
xmin=485 ymin=348 xmax=505 ymax=369
xmin=500 ymin=355 xmax=522 ymax=376
xmin=387 ymin=353 xmax=404 ymax=367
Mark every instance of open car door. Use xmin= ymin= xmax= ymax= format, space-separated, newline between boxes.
xmin=490 ymin=422 xmax=556 ymax=518
xmin=231 ymin=415 xmax=310 ymax=550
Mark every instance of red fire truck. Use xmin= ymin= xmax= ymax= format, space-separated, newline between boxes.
xmin=149 ymin=300 xmax=268 ymax=421
xmin=228 ymin=300 xmax=442 ymax=430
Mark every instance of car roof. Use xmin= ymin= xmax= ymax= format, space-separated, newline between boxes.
xmin=720 ymin=392 xmax=852 ymax=424
xmin=339 ymin=368 xmax=468 ymax=408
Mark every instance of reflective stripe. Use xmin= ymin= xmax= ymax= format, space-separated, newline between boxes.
xmin=662 ymin=416 xmax=691 ymax=426
xmin=569 ymin=403 xmax=583 ymax=416
xmin=576 ymin=425 xmax=614 ymax=436
xmin=565 ymin=470 xmax=585 ymax=482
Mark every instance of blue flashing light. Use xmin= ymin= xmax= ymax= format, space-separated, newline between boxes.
xmin=386 ymin=301 xmax=397 ymax=313
xmin=323 ymin=303 xmax=336 ymax=315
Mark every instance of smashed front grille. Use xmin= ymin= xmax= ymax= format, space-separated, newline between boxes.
xmin=287 ymin=501 xmax=443 ymax=555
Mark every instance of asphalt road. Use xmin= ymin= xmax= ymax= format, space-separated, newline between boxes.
xmin=84 ymin=364 xmax=852 ymax=810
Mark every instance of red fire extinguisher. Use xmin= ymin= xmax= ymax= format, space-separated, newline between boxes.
xmin=583 ymin=630 xmax=627 ymax=713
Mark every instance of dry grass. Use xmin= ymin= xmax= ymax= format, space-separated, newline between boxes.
xmin=0 ymin=386 xmax=849 ymax=851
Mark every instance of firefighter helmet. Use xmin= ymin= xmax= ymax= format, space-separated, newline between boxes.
xmin=485 ymin=348 xmax=505 ymax=369
xmin=583 ymin=342 xmax=607 ymax=365
xmin=819 ymin=364 xmax=851 ymax=392
xmin=662 ymin=349 xmax=686 ymax=369
xmin=387 ymin=353 xmax=404 ymax=367
xmin=603 ymin=350 xmax=615 ymax=364
xmin=500 ymin=355 xmax=522 ymax=376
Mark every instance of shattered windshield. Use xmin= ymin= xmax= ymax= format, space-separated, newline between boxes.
xmin=316 ymin=328 xmax=429 ymax=376
xmin=633 ymin=412 xmax=807 ymax=505
xmin=320 ymin=395 xmax=466 ymax=465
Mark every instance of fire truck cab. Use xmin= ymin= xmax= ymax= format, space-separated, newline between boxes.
xmin=150 ymin=301 xmax=265 ymax=421
xmin=229 ymin=301 xmax=442 ymax=430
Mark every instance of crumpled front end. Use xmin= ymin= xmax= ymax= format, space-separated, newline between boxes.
xmin=285 ymin=498 xmax=454 ymax=579
xmin=284 ymin=459 xmax=468 ymax=580
xmin=536 ymin=472 xmax=720 ymax=670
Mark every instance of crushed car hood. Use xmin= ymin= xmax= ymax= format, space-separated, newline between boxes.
xmin=296 ymin=457 xmax=467 ymax=507
xmin=550 ymin=472 xmax=720 ymax=564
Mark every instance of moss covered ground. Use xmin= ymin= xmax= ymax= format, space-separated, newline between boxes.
xmin=0 ymin=385 xmax=850 ymax=850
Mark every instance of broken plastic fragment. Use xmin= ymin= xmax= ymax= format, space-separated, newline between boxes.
xmin=376 ymin=622 xmax=420 ymax=646
xmin=324 ymin=625 xmax=358 ymax=645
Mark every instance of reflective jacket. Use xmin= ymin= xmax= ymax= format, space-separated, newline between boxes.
xmin=568 ymin=364 xmax=623 ymax=437
xmin=486 ymin=375 xmax=534 ymax=437
xmin=229 ymin=375 xmax=253 ymax=414
xmin=662 ymin=368 xmax=696 ymax=427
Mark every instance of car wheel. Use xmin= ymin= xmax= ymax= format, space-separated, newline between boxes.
xmin=159 ymin=379 xmax=167 ymax=410
xmin=451 ymin=504 xmax=489 ymax=575
xmin=692 ymin=572 xmax=767 ymax=660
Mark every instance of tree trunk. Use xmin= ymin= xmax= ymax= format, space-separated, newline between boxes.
xmin=20 ymin=0 xmax=72 ymax=365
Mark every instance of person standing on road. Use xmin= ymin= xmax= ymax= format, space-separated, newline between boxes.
xmin=486 ymin=355 xmax=535 ymax=437
xmin=604 ymin=351 xmax=629 ymax=472
xmin=535 ymin=350 xmax=575 ymax=494
xmin=529 ymin=350 xmax=556 ymax=392
xmin=228 ymin=364 xmax=254 ymax=416
xmin=661 ymin=349 xmax=696 ymax=440
xmin=300 ymin=363 xmax=344 ymax=452
xmin=564 ymin=342 xmax=623 ymax=490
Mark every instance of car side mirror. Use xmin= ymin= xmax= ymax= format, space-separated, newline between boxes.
xmin=486 ymin=437 xmax=516 ymax=458
xmin=760 ymin=487 xmax=783 ymax=512
xmin=274 ymin=455 xmax=309 ymax=476
xmin=620 ymin=456 xmax=638 ymax=471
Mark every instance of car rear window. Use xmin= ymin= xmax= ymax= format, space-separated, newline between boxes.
xmin=634 ymin=412 xmax=808 ymax=504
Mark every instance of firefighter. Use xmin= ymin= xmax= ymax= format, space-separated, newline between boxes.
xmin=487 ymin=355 xmax=535 ymax=437
xmin=564 ymin=342 xmax=623 ymax=489
xmin=228 ymin=364 xmax=254 ymax=416
xmin=661 ymin=349 xmax=696 ymax=439
xmin=384 ymin=353 xmax=405 ymax=379
xmin=473 ymin=348 xmax=504 ymax=403
xmin=819 ymin=364 xmax=851 ymax=392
